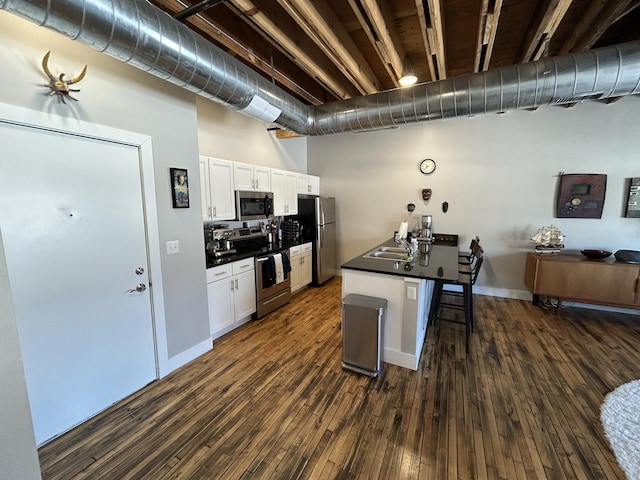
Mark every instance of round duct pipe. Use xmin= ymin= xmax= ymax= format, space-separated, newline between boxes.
xmin=1 ymin=0 xmax=640 ymax=135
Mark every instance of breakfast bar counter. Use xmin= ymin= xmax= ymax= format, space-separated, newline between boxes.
xmin=341 ymin=238 xmax=460 ymax=281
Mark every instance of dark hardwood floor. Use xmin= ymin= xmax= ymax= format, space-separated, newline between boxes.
xmin=38 ymin=277 xmax=640 ymax=479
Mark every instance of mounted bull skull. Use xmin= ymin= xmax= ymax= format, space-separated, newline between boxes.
xmin=41 ymin=51 xmax=87 ymax=103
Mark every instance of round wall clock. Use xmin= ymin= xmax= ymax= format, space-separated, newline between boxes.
xmin=419 ymin=158 xmax=436 ymax=175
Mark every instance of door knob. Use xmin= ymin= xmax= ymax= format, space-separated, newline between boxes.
xmin=128 ymin=283 xmax=147 ymax=293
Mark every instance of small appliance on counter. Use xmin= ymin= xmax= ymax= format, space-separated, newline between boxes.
xmin=205 ymin=226 xmax=236 ymax=257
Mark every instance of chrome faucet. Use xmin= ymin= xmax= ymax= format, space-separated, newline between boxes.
xmin=395 ymin=237 xmax=414 ymax=256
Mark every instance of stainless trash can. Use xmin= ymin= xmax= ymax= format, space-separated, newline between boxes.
xmin=341 ymin=294 xmax=387 ymax=377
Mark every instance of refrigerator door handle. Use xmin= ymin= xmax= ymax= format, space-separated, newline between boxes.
xmin=320 ymin=224 xmax=324 ymax=247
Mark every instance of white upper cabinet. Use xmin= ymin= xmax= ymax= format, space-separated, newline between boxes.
xmin=271 ymin=168 xmax=298 ymax=216
xmin=308 ymin=175 xmax=320 ymax=195
xmin=296 ymin=173 xmax=309 ymax=194
xmin=199 ymin=156 xmax=235 ymax=221
xmin=296 ymin=173 xmax=320 ymax=195
xmin=234 ymin=162 xmax=271 ymax=192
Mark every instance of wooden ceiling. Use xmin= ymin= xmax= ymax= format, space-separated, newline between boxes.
xmin=149 ymin=0 xmax=640 ymax=106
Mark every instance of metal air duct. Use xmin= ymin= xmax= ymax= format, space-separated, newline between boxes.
xmin=1 ymin=0 xmax=640 ymax=136
xmin=0 ymin=0 xmax=314 ymax=133
xmin=313 ymin=42 xmax=640 ymax=135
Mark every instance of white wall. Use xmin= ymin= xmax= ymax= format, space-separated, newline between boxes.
xmin=197 ymin=96 xmax=308 ymax=172
xmin=308 ymin=98 xmax=640 ymax=299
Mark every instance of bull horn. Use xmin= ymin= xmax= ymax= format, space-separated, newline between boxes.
xmin=68 ymin=64 xmax=88 ymax=85
xmin=41 ymin=51 xmax=54 ymax=80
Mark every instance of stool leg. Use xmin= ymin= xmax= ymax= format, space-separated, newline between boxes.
xmin=429 ymin=281 xmax=443 ymax=326
xmin=463 ymin=283 xmax=471 ymax=353
xmin=468 ymin=283 xmax=474 ymax=332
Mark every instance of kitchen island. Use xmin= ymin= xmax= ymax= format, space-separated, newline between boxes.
xmin=341 ymin=239 xmax=459 ymax=370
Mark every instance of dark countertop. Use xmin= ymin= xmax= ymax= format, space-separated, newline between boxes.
xmin=341 ymin=238 xmax=460 ymax=281
xmin=206 ymin=239 xmax=310 ymax=269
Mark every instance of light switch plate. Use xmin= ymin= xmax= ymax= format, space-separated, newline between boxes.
xmin=407 ymin=285 xmax=417 ymax=300
xmin=166 ymin=240 xmax=180 ymax=255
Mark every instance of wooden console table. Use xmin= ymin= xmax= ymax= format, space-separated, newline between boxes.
xmin=524 ymin=252 xmax=640 ymax=312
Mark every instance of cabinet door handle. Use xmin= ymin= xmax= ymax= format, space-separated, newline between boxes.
xmin=215 ymin=270 xmax=229 ymax=276
xmin=235 ymin=278 xmax=239 ymax=290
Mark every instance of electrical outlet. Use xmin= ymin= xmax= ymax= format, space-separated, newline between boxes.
xmin=166 ymin=240 xmax=180 ymax=255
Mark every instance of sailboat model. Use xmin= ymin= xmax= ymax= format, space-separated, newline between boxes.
xmin=530 ymin=225 xmax=565 ymax=253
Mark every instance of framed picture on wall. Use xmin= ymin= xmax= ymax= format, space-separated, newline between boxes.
xmin=556 ymin=173 xmax=606 ymax=218
xmin=170 ymin=168 xmax=189 ymax=208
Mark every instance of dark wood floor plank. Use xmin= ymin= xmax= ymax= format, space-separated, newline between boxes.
xmin=36 ymin=278 xmax=639 ymax=479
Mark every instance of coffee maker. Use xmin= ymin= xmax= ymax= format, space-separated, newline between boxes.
xmin=205 ymin=227 xmax=236 ymax=257
xmin=421 ymin=215 xmax=433 ymax=242
xmin=418 ymin=215 xmax=433 ymax=254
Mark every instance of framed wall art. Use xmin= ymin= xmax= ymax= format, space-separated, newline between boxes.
xmin=556 ymin=173 xmax=606 ymax=218
xmin=170 ymin=168 xmax=189 ymax=208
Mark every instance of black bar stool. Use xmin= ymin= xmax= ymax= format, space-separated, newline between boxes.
xmin=429 ymin=246 xmax=483 ymax=353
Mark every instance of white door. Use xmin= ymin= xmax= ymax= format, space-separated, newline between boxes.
xmin=0 ymin=121 xmax=157 ymax=445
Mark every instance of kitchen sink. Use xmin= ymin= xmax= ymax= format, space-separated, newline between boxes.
xmin=377 ymin=246 xmax=409 ymax=254
xmin=363 ymin=247 xmax=413 ymax=262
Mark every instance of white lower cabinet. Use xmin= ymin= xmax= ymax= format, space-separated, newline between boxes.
xmin=207 ymin=258 xmax=256 ymax=340
xmin=290 ymin=242 xmax=313 ymax=293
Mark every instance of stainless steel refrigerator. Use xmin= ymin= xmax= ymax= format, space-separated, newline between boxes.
xmin=298 ymin=196 xmax=336 ymax=285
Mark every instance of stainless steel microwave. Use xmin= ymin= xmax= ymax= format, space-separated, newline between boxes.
xmin=235 ymin=191 xmax=274 ymax=221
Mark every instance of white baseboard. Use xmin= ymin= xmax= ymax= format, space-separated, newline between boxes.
xmin=162 ymin=339 xmax=212 ymax=377
xmin=474 ymin=286 xmax=640 ymax=315
xmin=383 ymin=348 xmax=418 ymax=371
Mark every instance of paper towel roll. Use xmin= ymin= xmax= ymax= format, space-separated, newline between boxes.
xmin=398 ymin=221 xmax=408 ymax=239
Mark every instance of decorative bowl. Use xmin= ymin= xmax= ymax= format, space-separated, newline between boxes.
xmin=581 ymin=249 xmax=612 ymax=260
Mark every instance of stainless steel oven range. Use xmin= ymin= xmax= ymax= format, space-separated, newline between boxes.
xmin=255 ymin=250 xmax=291 ymax=318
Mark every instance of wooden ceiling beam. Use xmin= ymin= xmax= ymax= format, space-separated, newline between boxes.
xmin=354 ymin=0 xmax=407 ymax=87
xmin=150 ymin=0 xmax=323 ymax=104
xmin=425 ymin=0 xmax=446 ymax=79
xmin=414 ymin=0 xmax=437 ymax=81
xmin=474 ymin=0 xmax=504 ymax=72
xmin=519 ymin=0 xmax=575 ymax=63
xmin=557 ymin=0 xmax=608 ymax=55
xmin=568 ymin=0 xmax=635 ymax=52
xmin=228 ymin=0 xmax=357 ymax=100
xmin=276 ymin=0 xmax=380 ymax=95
